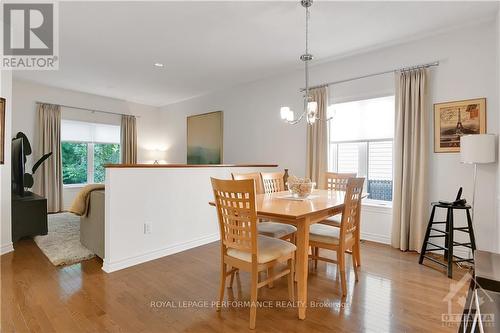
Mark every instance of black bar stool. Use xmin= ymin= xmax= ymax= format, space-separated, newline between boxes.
xmin=419 ymin=201 xmax=476 ymax=278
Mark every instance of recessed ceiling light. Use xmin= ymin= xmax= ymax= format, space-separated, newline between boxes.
xmin=154 ymin=62 xmax=165 ymax=68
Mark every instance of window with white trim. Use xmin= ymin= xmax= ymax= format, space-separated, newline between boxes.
xmin=61 ymin=120 xmax=120 ymax=185
xmin=328 ymin=95 xmax=394 ymax=202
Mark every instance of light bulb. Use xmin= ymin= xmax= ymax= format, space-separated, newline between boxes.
xmin=280 ymin=107 xmax=290 ymax=120
xmin=286 ymin=110 xmax=295 ymax=122
xmin=307 ymin=113 xmax=316 ymax=124
xmin=306 ymin=101 xmax=317 ymax=125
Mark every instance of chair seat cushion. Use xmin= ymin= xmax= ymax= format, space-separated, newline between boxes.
xmin=321 ymin=214 xmax=341 ymax=227
xmin=309 ymin=224 xmax=352 ymax=245
xmin=257 ymin=222 xmax=297 ymax=239
xmin=227 ymin=235 xmax=296 ymax=264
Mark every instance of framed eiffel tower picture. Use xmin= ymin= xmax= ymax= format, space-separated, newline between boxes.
xmin=434 ymin=98 xmax=486 ymax=153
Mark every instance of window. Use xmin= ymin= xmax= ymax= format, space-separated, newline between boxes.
xmin=328 ymin=96 xmax=394 ymax=202
xmin=61 ymin=120 xmax=120 ymax=185
xmin=93 ymin=143 xmax=120 ymax=183
xmin=62 ymin=142 xmax=88 ymax=184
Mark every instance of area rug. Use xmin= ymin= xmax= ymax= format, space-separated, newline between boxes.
xmin=34 ymin=212 xmax=95 ymax=266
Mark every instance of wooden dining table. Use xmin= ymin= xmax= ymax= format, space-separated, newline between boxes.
xmin=210 ymin=189 xmax=351 ymax=320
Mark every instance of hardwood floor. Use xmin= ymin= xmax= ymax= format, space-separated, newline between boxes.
xmin=1 ymin=239 xmax=469 ymax=332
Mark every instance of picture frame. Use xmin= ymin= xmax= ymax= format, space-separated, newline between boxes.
xmin=434 ymin=98 xmax=486 ymax=153
xmin=0 ymin=98 xmax=5 ymax=164
xmin=187 ymin=111 xmax=223 ymax=164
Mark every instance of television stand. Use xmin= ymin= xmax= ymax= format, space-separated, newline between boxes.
xmin=12 ymin=192 xmax=48 ymax=242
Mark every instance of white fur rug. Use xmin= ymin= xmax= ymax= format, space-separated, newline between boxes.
xmin=34 ymin=212 xmax=95 ymax=266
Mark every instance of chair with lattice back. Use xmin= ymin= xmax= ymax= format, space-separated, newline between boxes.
xmin=325 ymin=172 xmax=357 ymax=191
xmin=233 ymin=172 xmax=296 ymax=240
xmin=309 ymin=177 xmax=365 ymax=297
xmin=320 ymin=172 xmax=357 ymax=229
xmin=211 ymin=178 xmax=296 ymax=329
xmin=232 ymin=172 xmax=297 ymax=289
xmin=231 ymin=172 xmax=265 ymax=195
xmin=261 ymin=172 xmax=286 ymax=193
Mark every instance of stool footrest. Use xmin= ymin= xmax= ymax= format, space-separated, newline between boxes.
xmin=426 ymin=247 xmax=444 ymax=252
xmin=452 ymin=241 xmax=472 ymax=248
xmin=426 ymin=242 xmax=446 ymax=251
xmin=430 ymin=228 xmax=447 ymax=234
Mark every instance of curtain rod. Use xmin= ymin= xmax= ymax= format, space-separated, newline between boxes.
xmin=301 ymin=60 xmax=439 ymax=91
xmin=35 ymin=101 xmax=139 ymax=118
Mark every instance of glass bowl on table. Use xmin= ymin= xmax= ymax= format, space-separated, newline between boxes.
xmin=287 ymin=176 xmax=316 ymax=199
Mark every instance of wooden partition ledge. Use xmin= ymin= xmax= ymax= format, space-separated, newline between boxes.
xmin=105 ymin=164 xmax=278 ymax=168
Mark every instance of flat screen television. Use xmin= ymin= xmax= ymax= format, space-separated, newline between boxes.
xmin=11 ymin=137 xmax=25 ymax=196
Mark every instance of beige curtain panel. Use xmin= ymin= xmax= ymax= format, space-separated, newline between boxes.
xmin=121 ymin=115 xmax=137 ymax=164
xmin=306 ymin=87 xmax=328 ymax=187
xmin=34 ymin=103 xmax=63 ymax=213
xmin=392 ymin=68 xmax=429 ymax=252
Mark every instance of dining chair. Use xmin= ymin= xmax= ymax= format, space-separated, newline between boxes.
xmin=232 ymin=172 xmax=297 ymax=288
xmin=211 ymin=178 xmax=296 ymax=330
xmin=324 ymin=172 xmax=357 ymax=191
xmin=321 ymin=172 xmax=357 ymax=228
xmin=232 ymin=172 xmax=296 ymax=241
xmin=261 ymin=171 xmax=286 ymax=193
xmin=309 ymin=177 xmax=365 ymax=297
xmin=232 ymin=172 xmax=265 ymax=195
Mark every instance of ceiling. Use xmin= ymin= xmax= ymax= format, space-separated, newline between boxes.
xmin=14 ymin=1 xmax=499 ymax=107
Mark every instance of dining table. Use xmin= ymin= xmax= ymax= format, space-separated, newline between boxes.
xmin=210 ymin=189 xmax=353 ymax=320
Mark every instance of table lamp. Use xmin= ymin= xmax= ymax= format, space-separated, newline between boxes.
xmin=460 ymin=134 xmax=496 ymax=221
xmin=149 ymin=149 xmax=166 ymax=164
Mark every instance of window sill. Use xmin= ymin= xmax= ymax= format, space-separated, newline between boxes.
xmin=63 ymin=184 xmax=87 ymax=189
xmin=362 ymin=200 xmax=392 ymax=214
xmin=363 ymin=199 xmax=392 ymax=207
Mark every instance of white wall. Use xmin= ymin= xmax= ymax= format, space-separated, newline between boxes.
xmin=158 ymin=77 xmax=307 ymax=175
xmin=0 ymin=70 xmax=13 ymax=255
xmin=12 ymin=79 xmax=167 ymax=165
xmin=159 ymin=20 xmax=499 ymax=252
xmin=104 ymin=166 xmax=278 ymax=272
xmin=11 ymin=80 xmax=167 ymax=209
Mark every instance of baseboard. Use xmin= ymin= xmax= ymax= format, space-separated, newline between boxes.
xmin=361 ymin=232 xmax=391 ymax=245
xmin=359 ymin=234 xmax=472 ymax=259
xmin=102 ymin=233 xmax=220 ymax=273
xmin=452 ymin=247 xmax=472 ymax=259
xmin=422 ymin=248 xmax=472 ymax=262
xmin=1 ymin=243 xmax=14 ymax=255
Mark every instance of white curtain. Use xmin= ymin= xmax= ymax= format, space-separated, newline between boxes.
xmin=34 ymin=103 xmax=63 ymax=213
xmin=306 ymin=87 xmax=328 ymax=187
xmin=392 ymin=68 xmax=429 ymax=251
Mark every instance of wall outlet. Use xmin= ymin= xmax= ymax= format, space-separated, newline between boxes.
xmin=144 ymin=222 xmax=152 ymax=234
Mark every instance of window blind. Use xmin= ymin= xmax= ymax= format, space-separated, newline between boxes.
xmin=61 ymin=120 xmax=120 ymax=144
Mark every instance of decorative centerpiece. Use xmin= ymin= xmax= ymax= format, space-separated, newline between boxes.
xmin=287 ymin=175 xmax=315 ymax=198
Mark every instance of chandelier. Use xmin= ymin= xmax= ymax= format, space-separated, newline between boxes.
xmin=280 ymin=0 xmax=318 ymax=125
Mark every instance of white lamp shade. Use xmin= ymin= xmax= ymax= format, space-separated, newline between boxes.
xmin=460 ymin=134 xmax=496 ymax=164
xmin=307 ymin=101 xmax=317 ymax=113
xmin=280 ymin=106 xmax=295 ymax=122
